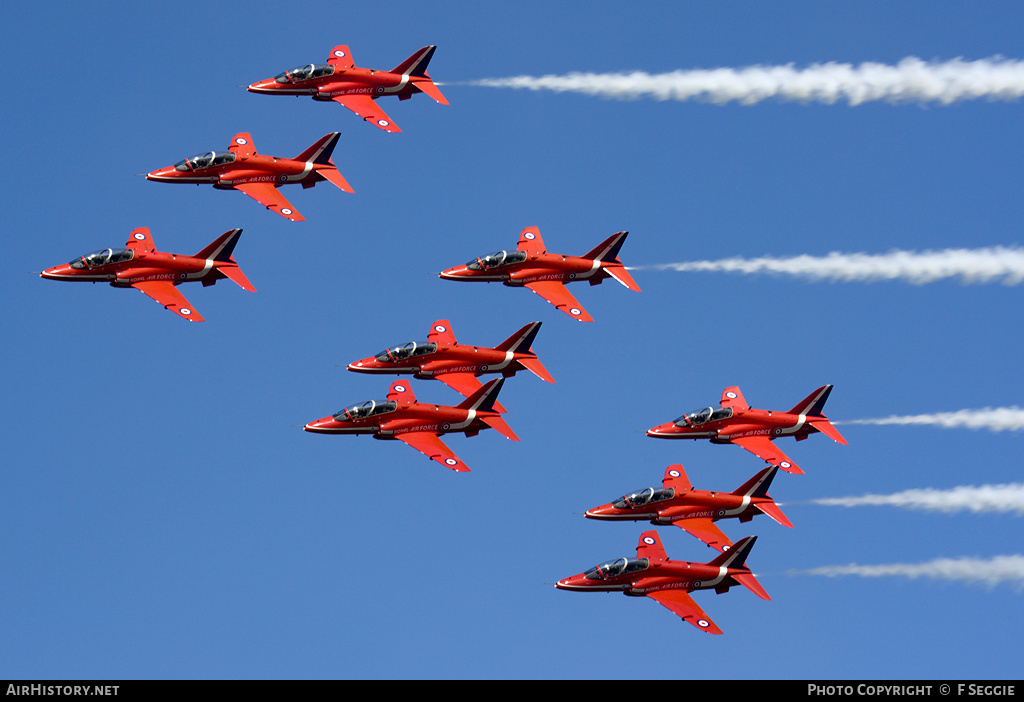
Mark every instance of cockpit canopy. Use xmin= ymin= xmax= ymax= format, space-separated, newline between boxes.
xmin=174 ymin=151 xmax=237 ymax=172
xmin=374 ymin=341 xmax=438 ymax=364
xmin=274 ymin=63 xmax=336 ymax=84
xmin=611 ymin=486 xmax=675 ymax=510
xmin=584 ymin=557 xmax=650 ymax=580
xmin=674 ymin=406 xmax=733 ymax=427
xmin=466 ymin=250 xmax=527 ymax=271
xmin=70 ymin=248 xmax=134 ymax=269
xmin=332 ymin=399 xmax=398 ymax=423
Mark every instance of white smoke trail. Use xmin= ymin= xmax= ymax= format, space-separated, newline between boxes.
xmin=631 ymin=247 xmax=1024 ymax=285
xmin=793 ymin=555 xmax=1024 ymax=590
xmin=470 ymin=56 xmax=1024 ymax=106
xmin=813 ymin=484 xmax=1024 ymax=515
xmin=839 ymin=407 xmax=1024 ymax=432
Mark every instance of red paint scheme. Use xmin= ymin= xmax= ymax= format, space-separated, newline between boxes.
xmin=304 ymin=378 xmax=518 ymax=472
xmin=347 ymin=319 xmax=554 ymax=412
xmin=247 ymin=45 xmax=448 ymax=133
xmin=40 ymin=227 xmax=254 ymax=322
xmin=146 ymin=132 xmax=352 ymax=221
xmin=556 ymin=530 xmax=770 ymax=634
xmin=585 ymin=464 xmax=793 ymax=552
xmin=647 ymin=385 xmax=848 ymax=474
xmin=439 ymin=227 xmax=640 ymax=322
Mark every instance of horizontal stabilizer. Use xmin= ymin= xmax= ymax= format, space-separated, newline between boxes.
xmin=481 ymin=414 xmax=520 ymax=442
xmin=315 ymin=166 xmax=355 ymax=193
xmin=810 ymin=418 xmax=848 ymax=445
xmin=413 ymin=78 xmax=449 ymax=105
xmin=605 ymin=264 xmax=641 ymax=292
xmin=517 ymin=356 xmax=555 ymax=384
xmin=217 ymin=264 xmax=256 ymax=293
xmin=732 ymin=572 xmax=771 ymax=601
xmin=754 ymin=501 xmax=793 ymax=528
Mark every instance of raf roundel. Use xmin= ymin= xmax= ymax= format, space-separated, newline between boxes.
xmin=524 ymin=232 xmax=536 ymax=240
xmin=133 ymin=232 xmax=146 ymax=240
xmin=698 ymin=619 xmax=710 ymax=628
xmin=726 ymin=391 xmax=737 ymax=399
xmin=643 ymin=536 xmax=656 ymax=545
xmin=434 ymin=325 xmax=447 ymax=333
xmin=570 ymin=308 xmax=582 ymax=316
xmin=668 ymin=469 xmax=681 ymax=478
xmin=779 ymin=461 xmax=792 ymax=469
xmin=235 ymin=137 xmax=248 ymax=145
xmin=180 ymin=308 xmax=192 ymax=316
xmin=394 ymin=385 xmax=407 ymax=393
xmin=334 ymin=50 xmax=346 ymax=58
xmin=441 ymin=423 xmax=451 ymax=431
xmin=281 ymin=208 xmax=293 ymax=216
xmin=445 ymin=458 xmax=458 ymax=466
xmin=377 ymin=119 xmax=389 ymax=127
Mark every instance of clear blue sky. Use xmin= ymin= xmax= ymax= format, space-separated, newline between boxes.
xmin=2 ymin=0 xmax=1022 ymax=679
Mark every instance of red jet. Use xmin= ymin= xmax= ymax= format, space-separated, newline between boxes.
xmin=146 ymin=132 xmax=352 ymax=221
xmin=40 ymin=227 xmax=254 ymax=322
xmin=438 ymin=227 xmax=640 ymax=322
xmin=585 ymin=464 xmax=793 ymax=552
xmin=247 ymin=45 xmax=448 ymax=134
xmin=556 ymin=530 xmax=769 ymax=634
xmin=304 ymin=378 xmax=518 ymax=472
xmin=647 ymin=385 xmax=848 ymax=474
xmin=347 ymin=319 xmax=555 ymax=410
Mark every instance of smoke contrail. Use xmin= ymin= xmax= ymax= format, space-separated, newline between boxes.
xmin=792 ymin=555 xmax=1024 ymax=590
xmin=631 ymin=247 xmax=1024 ymax=285
xmin=838 ymin=407 xmax=1024 ymax=432
xmin=813 ymin=484 xmax=1024 ymax=515
xmin=470 ymin=56 xmax=1024 ymax=106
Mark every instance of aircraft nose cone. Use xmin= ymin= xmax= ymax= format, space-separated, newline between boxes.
xmin=555 ymin=573 xmax=587 ymax=590
xmin=585 ymin=504 xmax=615 ymax=520
xmin=439 ymin=265 xmax=469 ymax=280
xmin=347 ymin=358 xmax=376 ymax=372
xmin=304 ymin=417 xmax=333 ymax=433
xmin=40 ymin=264 xmax=70 ymax=280
xmin=647 ymin=422 xmax=677 ymax=438
xmin=146 ymin=167 xmax=175 ymax=181
xmin=247 ymin=79 xmax=275 ymax=93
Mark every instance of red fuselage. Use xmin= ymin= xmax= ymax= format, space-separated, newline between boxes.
xmin=586 ymin=488 xmax=769 ymax=526
xmin=305 ymin=401 xmax=490 ymax=440
xmin=349 ymin=344 xmax=530 ymax=381
xmin=556 ymin=558 xmax=738 ymax=597
xmin=42 ymin=250 xmax=222 ymax=287
xmin=147 ymin=154 xmax=321 ymax=189
xmin=647 ymin=408 xmax=819 ymax=443
xmin=439 ymin=254 xmax=608 ymax=287
xmin=249 ymin=67 xmax=419 ymax=101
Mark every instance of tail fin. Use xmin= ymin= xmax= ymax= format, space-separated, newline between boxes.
xmin=296 ymin=132 xmax=340 ymax=165
xmin=584 ymin=230 xmax=629 ymax=263
xmin=197 ymin=229 xmax=256 ymax=293
xmin=790 ymin=385 xmax=849 ymax=445
xmin=709 ymin=535 xmax=770 ymax=601
xmin=458 ymin=378 xmax=505 ymax=413
xmin=393 ymin=46 xmax=437 ymax=77
xmin=196 ymin=228 xmax=243 ymax=262
xmin=584 ymin=231 xmax=641 ymax=292
xmin=496 ymin=321 xmax=542 ymax=353
xmin=734 ymin=466 xmax=793 ymax=528
xmin=789 ymin=385 xmax=834 ymax=417
xmin=496 ymin=322 xmax=556 ymax=383
xmin=457 ymin=378 xmax=519 ymax=440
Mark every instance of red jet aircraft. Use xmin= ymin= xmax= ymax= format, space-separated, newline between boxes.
xmin=647 ymin=385 xmax=848 ymax=474
xmin=347 ymin=319 xmax=555 ymax=410
xmin=247 ymin=45 xmax=448 ymax=133
xmin=585 ymin=464 xmax=793 ymax=552
xmin=40 ymin=227 xmax=254 ymax=322
xmin=438 ymin=227 xmax=640 ymax=322
xmin=556 ymin=530 xmax=769 ymax=634
xmin=304 ymin=378 xmax=518 ymax=472
xmin=146 ymin=132 xmax=352 ymax=221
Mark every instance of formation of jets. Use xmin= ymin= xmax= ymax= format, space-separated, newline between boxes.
xmin=42 ymin=42 xmax=848 ymax=634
